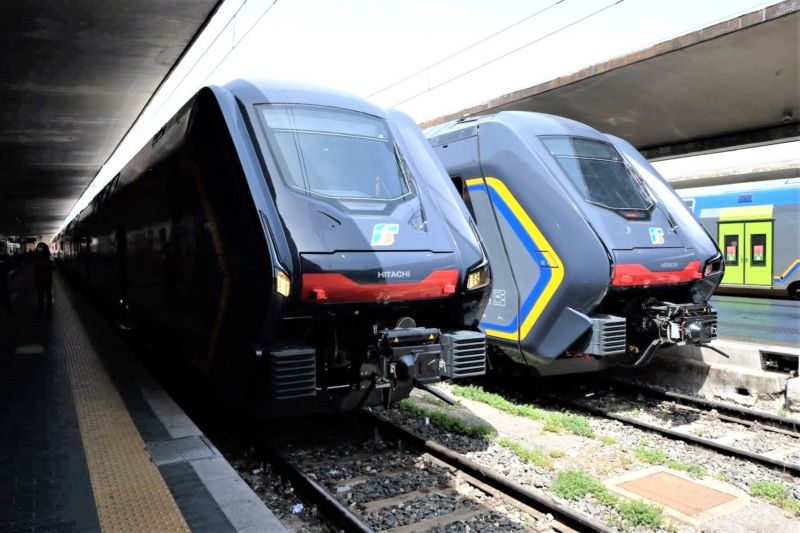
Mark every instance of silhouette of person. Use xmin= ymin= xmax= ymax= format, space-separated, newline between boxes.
xmin=0 ymin=253 xmax=13 ymax=317
xmin=32 ymin=242 xmax=54 ymax=314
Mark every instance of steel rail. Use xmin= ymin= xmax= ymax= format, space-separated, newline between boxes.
xmin=545 ymin=394 xmax=800 ymax=475
xmin=263 ymin=447 xmax=373 ymax=533
xmin=361 ymin=409 xmax=615 ymax=533
xmin=608 ymin=379 xmax=800 ymax=434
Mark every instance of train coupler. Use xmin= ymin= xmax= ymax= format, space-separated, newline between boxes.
xmin=642 ymin=301 xmax=718 ymax=345
xmin=374 ymin=328 xmax=487 ymax=386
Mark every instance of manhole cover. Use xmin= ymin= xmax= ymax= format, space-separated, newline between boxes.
xmin=146 ymin=436 xmax=219 ymax=466
xmin=619 ymin=471 xmax=736 ymax=516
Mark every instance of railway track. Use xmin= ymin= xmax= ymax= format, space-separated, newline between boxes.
xmin=260 ymin=411 xmax=613 ymax=533
xmin=213 ymin=377 xmax=800 ymax=531
xmin=532 ymin=379 xmax=800 ymax=476
xmin=606 ymin=379 xmax=800 ymax=435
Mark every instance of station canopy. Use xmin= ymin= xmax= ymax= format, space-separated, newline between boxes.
xmin=0 ymin=1 xmax=797 ymax=240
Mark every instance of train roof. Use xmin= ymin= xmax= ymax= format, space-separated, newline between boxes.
xmin=221 ymin=78 xmax=389 ymax=118
xmin=424 ymin=110 xmax=609 ymax=146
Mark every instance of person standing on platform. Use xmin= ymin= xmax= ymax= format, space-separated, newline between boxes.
xmin=32 ymin=242 xmax=54 ymax=314
xmin=0 ymin=253 xmax=13 ymax=317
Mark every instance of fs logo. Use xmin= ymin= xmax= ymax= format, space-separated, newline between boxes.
xmin=649 ymin=227 xmax=665 ymax=245
xmin=371 ymin=223 xmax=400 ymax=246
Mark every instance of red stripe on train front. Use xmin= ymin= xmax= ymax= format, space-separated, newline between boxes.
xmin=301 ymin=270 xmax=459 ymax=302
xmin=612 ymin=261 xmax=702 ymax=287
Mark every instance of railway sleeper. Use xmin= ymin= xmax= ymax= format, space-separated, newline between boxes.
xmin=384 ymin=503 xmax=493 ymax=533
xmin=332 ymin=466 xmax=424 ymax=487
xmin=358 ymin=486 xmax=464 ymax=513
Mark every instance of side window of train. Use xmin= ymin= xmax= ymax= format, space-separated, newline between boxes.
xmin=451 ymin=176 xmax=477 ymax=220
xmin=750 ymin=234 xmax=767 ymax=267
xmin=723 ymin=235 xmax=739 ymax=266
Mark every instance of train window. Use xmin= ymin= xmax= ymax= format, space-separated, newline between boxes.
xmin=750 ymin=234 xmax=767 ymax=266
xmin=540 ymin=136 xmax=652 ymax=211
xmin=257 ymin=105 xmax=413 ymax=207
xmin=724 ymin=235 xmax=739 ymax=266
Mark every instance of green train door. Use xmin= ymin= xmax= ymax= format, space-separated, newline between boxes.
xmin=743 ymin=221 xmax=772 ymax=285
xmin=719 ymin=219 xmax=773 ymax=286
xmin=720 ymin=223 xmax=744 ymax=284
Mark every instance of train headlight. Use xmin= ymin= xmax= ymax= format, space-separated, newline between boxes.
xmin=465 ymin=261 xmax=491 ymax=291
xmin=465 ymin=219 xmax=491 ymax=291
xmin=703 ymin=253 xmax=723 ymax=277
xmin=275 ymin=270 xmax=291 ymax=297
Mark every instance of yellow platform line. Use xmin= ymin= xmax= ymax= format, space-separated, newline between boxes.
xmin=56 ymin=288 xmax=190 ymax=532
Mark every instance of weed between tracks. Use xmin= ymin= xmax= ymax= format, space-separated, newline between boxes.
xmin=452 ymin=384 xmax=595 ymax=438
xmin=635 ymin=444 xmax=707 ymax=478
xmin=397 ymin=388 xmax=670 ymax=531
xmin=397 ymin=399 xmax=496 ymax=440
xmin=549 ymin=469 xmax=666 ymax=530
xmin=750 ymin=481 xmax=800 ymax=515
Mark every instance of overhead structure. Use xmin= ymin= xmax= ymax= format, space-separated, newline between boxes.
xmin=0 ymin=2 xmax=797 ymax=241
xmin=421 ymin=2 xmax=799 ymax=162
xmin=0 ymin=0 xmax=221 ymax=241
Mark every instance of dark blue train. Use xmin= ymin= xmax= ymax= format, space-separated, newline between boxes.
xmin=426 ymin=111 xmax=722 ymax=375
xmin=57 ymin=79 xmax=491 ymax=416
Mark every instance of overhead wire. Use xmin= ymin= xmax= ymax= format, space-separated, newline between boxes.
xmin=200 ymin=0 xmax=280 ymax=85
xmin=368 ymin=0 xmax=565 ymax=98
xmin=391 ymin=0 xmax=625 ymax=107
xmin=154 ymin=0 xmax=280 ymax=120
xmin=62 ymin=0 xmax=279 ymax=233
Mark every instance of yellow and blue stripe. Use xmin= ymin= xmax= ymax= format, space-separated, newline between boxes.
xmin=775 ymin=259 xmax=800 ymax=282
xmin=467 ymin=177 xmax=564 ymax=341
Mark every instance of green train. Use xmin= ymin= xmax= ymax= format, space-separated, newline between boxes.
xmin=678 ymin=178 xmax=800 ymax=300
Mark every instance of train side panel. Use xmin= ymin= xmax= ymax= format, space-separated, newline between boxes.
xmin=60 ymin=90 xmax=280 ymax=403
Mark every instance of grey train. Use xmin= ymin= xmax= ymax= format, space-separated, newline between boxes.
xmin=426 ymin=111 xmax=723 ymax=375
xmin=57 ymin=79 xmax=491 ymax=416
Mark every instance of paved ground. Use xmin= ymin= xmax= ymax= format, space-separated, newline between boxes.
xmin=712 ymin=296 xmax=800 ymax=348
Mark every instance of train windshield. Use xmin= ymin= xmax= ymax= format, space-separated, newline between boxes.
xmin=258 ymin=104 xmax=413 ymax=207
xmin=540 ymin=136 xmax=652 ymax=211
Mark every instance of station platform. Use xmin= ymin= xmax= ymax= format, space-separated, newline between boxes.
xmin=0 ymin=264 xmax=286 ymax=532
xmin=635 ymin=295 xmax=800 ymax=414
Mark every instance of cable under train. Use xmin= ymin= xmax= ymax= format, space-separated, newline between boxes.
xmin=425 ymin=111 xmax=723 ymax=375
xmin=57 ymin=79 xmax=491 ymax=416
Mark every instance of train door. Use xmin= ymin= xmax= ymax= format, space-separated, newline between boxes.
xmin=743 ymin=221 xmax=772 ymax=285
xmin=719 ymin=220 xmax=773 ymax=286
xmin=720 ymin=223 xmax=744 ymax=284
